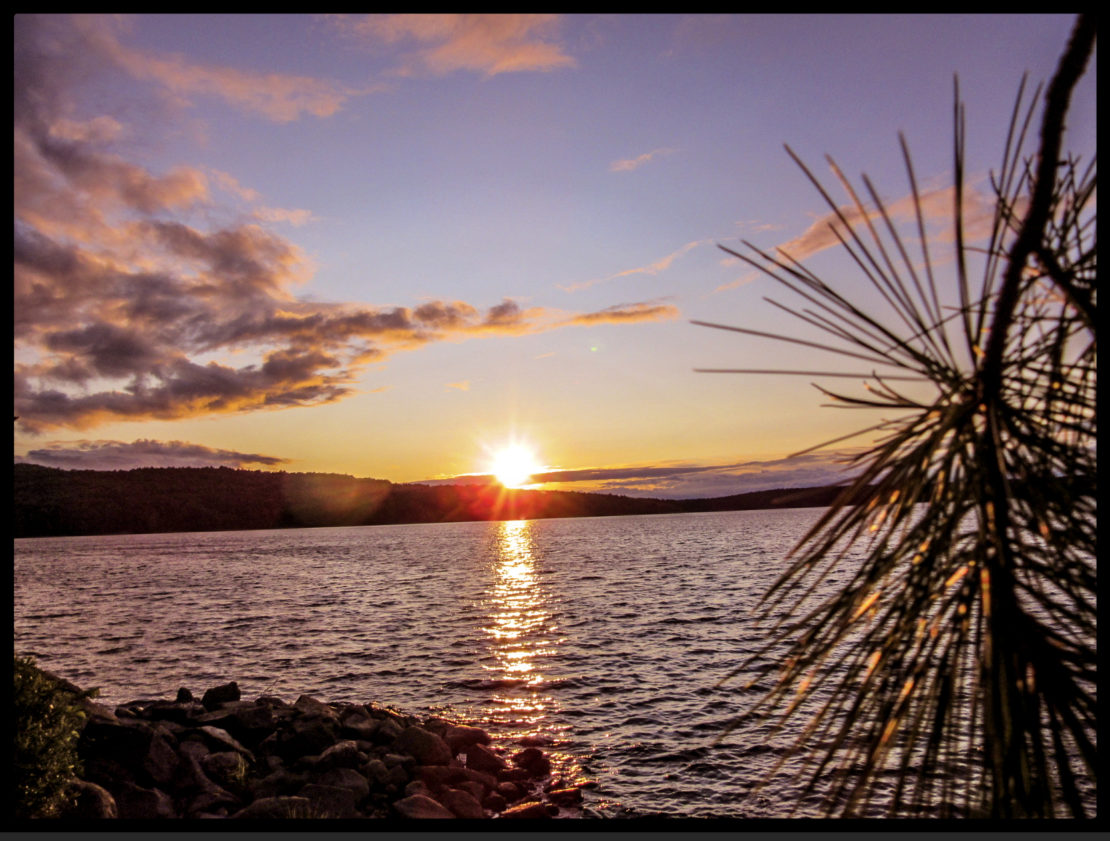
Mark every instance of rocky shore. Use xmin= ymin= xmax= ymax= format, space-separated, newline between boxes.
xmin=55 ymin=678 xmax=585 ymax=820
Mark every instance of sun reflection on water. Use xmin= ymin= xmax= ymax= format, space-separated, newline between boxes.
xmin=481 ymin=519 xmax=584 ymax=786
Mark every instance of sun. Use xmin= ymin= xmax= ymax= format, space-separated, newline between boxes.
xmin=489 ymin=443 xmax=543 ymax=489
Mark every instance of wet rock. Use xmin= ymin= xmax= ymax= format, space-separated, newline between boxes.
xmin=482 ymin=791 xmax=507 ymax=813
xmin=547 ymin=787 xmax=584 ymax=806
xmin=395 ymin=725 xmax=452 ymax=766
xmin=437 ymin=786 xmax=486 ymax=819
xmin=201 ymin=681 xmax=241 ymax=711
xmin=498 ymin=800 xmax=551 ymax=819
xmin=445 ymin=724 xmax=491 ymax=755
xmin=464 ymin=742 xmax=507 ymax=775
xmin=176 ymin=687 xmax=194 ymax=703
xmin=393 ymin=794 xmax=455 ymax=819
xmin=512 ymin=747 xmax=552 ymax=777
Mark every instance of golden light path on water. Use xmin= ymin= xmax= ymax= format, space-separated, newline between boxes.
xmin=482 ymin=519 xmax=584 ymax=785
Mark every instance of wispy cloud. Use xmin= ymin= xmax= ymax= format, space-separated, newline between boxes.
xmin=609 ymin=147 xmax=676 ymax=173
xmin=713 ymin=179 xmax=1001 ymax=293
xmin=535 ymin=450 xmax=863 ymax=498
xmin=16 ymin=438 xmax=289 ymax=471
xmin=446 ymin=380 xmax=470 ymax=391
xmin=561 ymin=240 xmax=708 ymax=292
xmin=427 ymin=450 xmax=864 ymax=499
xmin=68 ymin=15 xmax=368 ymax=122
xmin=330 ymin=13 xmax=576 ymax=77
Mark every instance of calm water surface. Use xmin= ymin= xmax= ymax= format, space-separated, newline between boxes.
xmin=12 ymin=508 xmax=1086 ymax=818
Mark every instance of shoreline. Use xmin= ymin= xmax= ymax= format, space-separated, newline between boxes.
xmin=40 ymin=673 xmax=585 ymax=820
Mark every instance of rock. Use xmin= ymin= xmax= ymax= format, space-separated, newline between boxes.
xmin=512 ymin=747 xmax=552 ymax=777
xmin=445 ymin=724 xmax=491 ymax=754
xmin=364 ymin=758 xmax=389 ymax=785
xmin=231 ymin=796 xmax=312 ymax=819
xmin=315 ymin=766 xmax=370 ymax=802
xmin=201 ymin=681 xmax=240 ymax=711
xmin=464 ymin=742 xmax=507 ymax=775
xmin=281 ymin=716 xmax=339 ymax=759
xmin=61 ymin=780 xmax=118 ymax=819
xmin=298 ymin=783 xmax=359 ymax=819
xmin=547 ymin=787 xmax=583 ymax=806
xmin=143 ymin=727 xmax=181 ymax=787
xmin=393 ymin=794 xmax=456 ymax=819
xmin=375 ymin=716 xmax=404 ymax=743
xmin=496 ymin=780 xmax=526 ymax=802
xmin=195 ymin=725 xmax=255 ymax=762
xmin=395 ymin=725 xmax=452 ymax=766
xmin=292 ymin=695 xmax=337 ymax=719
xmin=482 ymin=791 xmax=507 ymax=813
xmin=176 ymin=687 xmax=194 ymax=703
xmin=111 ymin=781 xmax=177 ymax=819
xmin=200 ymin=751 xmax=249 ymax=792
xmin=437 ymin=786 xmax=486 ymax=819
xmin=498 ymin=800 xmax=551 ymax=819
xmin=339 ymin=710 xmax=379 ymax=741
xmin=314 ymin=739 xmax=363 ymax=771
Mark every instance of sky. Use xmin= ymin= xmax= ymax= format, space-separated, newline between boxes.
xmin=13 ymin=14 xmax=1097 ymax=498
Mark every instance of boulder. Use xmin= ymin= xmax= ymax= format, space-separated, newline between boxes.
xmin=315 ymin=766 xmax=370 ymax=802
xmin=201 ymin=681 xmax=240 ymax=711
xmin=313 ymin=739 xmax=363 ymax=771
xmin=512 ymin=747 xmax=552 ymax=777
xmin=464 ymin=743 xmax=507 ymax=775
xmin=437 ymin=786 xmax=486 ymax=819
xmin=499 ymin=800 xmax=551 ymax=819
xmin=111 ymin=781 xmax=176 ymax=819
xmin=231 ymin=795 xmax=312 ymax=819
xmin=298 ymin=783 xmax=359 ymax=819
xmin=394 ymin=726 xmax=452 ymax=766
xmin=393 ymin=794 xmax=455 ymax=819
xmin=61 ymin=780 xmax=118 ymax=819
xmin=445 ymin=724 xmax=491 ymax=755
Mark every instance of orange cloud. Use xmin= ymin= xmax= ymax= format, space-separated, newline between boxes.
xmin=335 ymin=13 xmax=576 ymax=77
xmin=71 ymin=14 xmax=365 ymax=122
xmin=562 ymin=240 xmax=707 ymax=292
xmin=609 ymin=147 xmax=676 ymax=173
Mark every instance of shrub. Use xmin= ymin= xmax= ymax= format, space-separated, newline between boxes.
xmin=13 ymin=654 xmax=90 ymax=819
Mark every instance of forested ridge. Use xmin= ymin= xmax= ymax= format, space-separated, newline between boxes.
xmin=13 ymin=463 xmax=854 ymax=538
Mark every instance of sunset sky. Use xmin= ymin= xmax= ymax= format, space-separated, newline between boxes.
xmin=14 ymin=14 xmax=1096 ymax=498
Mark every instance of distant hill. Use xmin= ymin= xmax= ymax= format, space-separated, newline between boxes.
xmin=12 ymin=463 xmax=857 ymax=538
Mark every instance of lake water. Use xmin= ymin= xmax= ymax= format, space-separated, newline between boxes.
xmin=11 ymin=508 xmax=1091 ymax=818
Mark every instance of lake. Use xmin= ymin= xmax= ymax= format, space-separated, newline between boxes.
xmin=11 ymin=507 xmax=1089 ymax=818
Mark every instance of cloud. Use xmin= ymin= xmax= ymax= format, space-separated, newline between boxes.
xmin=16 ymin=438 xmax=290 ymax=471
xmin=426 ymin=450 xmax=865 ymax=499
xmin=561 ymin=240 xmax=708 ymax=292
xmin=762 ymin=181 xmax=1000 ymax=266
xmin=332 ymin=13 xmax=576 ymax=77
xmin=562 ymin=301 xmax=681 ymax=326
xmin=67 ymin=14 xmax=366 ymax=122
xmin=13 ymin=15 xmax=677 ymax=435
xmin=609 ymin=147 xmax=676 ymax=173
xmin=533 ymin=450 xmax=864 ymax=498
xmin=446 ymin=380 xmax=470 ymax=391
